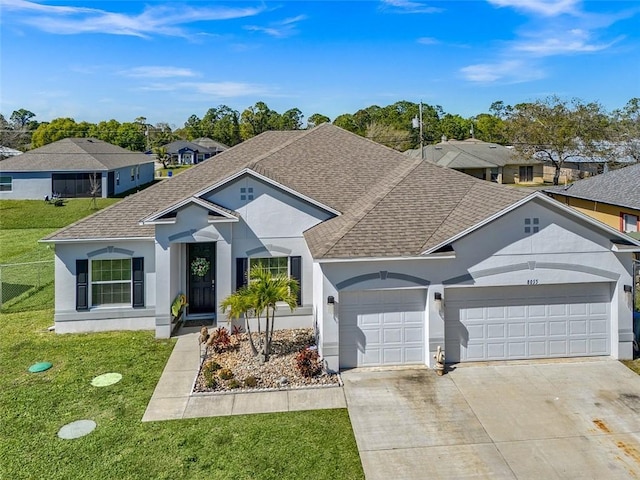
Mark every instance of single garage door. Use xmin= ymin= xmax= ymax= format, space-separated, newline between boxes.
xmin=339 ymin=289 xmax=426 ymax=369
xmin=444 ymin=283 xmax=611 ymax=363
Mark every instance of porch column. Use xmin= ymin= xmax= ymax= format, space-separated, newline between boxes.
xmin=427 ymin=284 xmax=445 ymax=368
xmin=155 ymin=240 xmax=172 ymax=338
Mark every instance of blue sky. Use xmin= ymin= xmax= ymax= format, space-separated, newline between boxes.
xmin=1 ymin=0 xmax=639 ymax=128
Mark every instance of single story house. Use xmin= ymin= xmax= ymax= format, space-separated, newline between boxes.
xmin=406 ymin=137 xmax=543 ymax=184
xmin=545 ymin=163 xmax=640 ymax=240
xmin=43 ymin=124 xmax=639 ymax=371
xmin=0 ymin=138 xmax=154 ymax=200
xmin=162 ymin=140 xmax=219 ymax=165
xmin=192 ymin=137 xmax=229 ymax=154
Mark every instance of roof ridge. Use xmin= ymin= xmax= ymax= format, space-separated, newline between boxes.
xmin=310 ymin=154 xmax=426 ymax=258
xmin=246 ymin=128 xmax=315 ymax=168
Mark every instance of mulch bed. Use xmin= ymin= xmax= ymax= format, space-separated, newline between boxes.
xmin=193 ymin=328 xmax=341 ymax=393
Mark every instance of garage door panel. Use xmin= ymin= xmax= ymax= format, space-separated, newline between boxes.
xmin=339 ymin=289 xmax=426 ymax=369
xmin=445 ymin=283 xmax=610 ymax=362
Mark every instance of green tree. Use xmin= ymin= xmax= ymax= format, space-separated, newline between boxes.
xmin=10 ymin=109 xmax=36 ymax=128
xmin=153 ymin=146 xmax=170 ymax=168
xmin=506 ymin=96 xmax=610 ymax=185
xmin=220 ymin=265 xmax=299 ymax=363
xmin=202 ymin=105 xmax=242 ymax=146
xmin=610 ymin=98 xmax=640 ymax=165
xmin=183 ymin=115 xmax=203 ymax=140
xmin=472 ymin=113 xmax=508 ymax=144
xmin=148 ymin=122 xmax=177 ymax=149
xmin=307 ymin=113 xmax=330 ymax=128
xmin=440 ymin=114 xmax=471 ymax=141
xmin=240 ymin=102 xmax=278 ymax=140
xmin=115 ymin=122 xmax=146 ymax=151
xmin=31 ymin=118 xmax=88 ymax=147
xmin=278 ymin=108 xmax=304 ymax=130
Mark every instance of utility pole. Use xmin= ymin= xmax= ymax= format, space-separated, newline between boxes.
xmin=412 ymin=101 xmax=424 ymax=159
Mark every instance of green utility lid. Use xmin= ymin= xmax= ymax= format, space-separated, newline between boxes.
xmin=91 ymin=373 xmax=122 ymax=387
xmin=28 ymin=362 xmax=53 ymax=373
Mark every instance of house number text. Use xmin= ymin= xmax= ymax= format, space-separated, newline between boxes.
xmin=527 ymin=279 xmax=539 ymax=285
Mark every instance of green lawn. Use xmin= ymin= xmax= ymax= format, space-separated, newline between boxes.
xmin=0 ymin=199 xmax=364 ymax=480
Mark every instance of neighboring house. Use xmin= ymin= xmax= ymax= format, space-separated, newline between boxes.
xmin=545 ymin=163 xmax=640 ymax=240
xmin=0 ymin=138 xmax=155 ymax=200
xmin=406 ymin=137 xmax=543 ymax=184
xmin=542 ymin=160 xmax=602 ymax=184
xmin=0 ymin=145 xmax=23 ymax=159
xmin=163 ymin=140 xmax=218 ymax=165
xmin=42 ymin=124 xmax=639 ymax=372
xmin=192 ymin=137 xmax=229 ymax=154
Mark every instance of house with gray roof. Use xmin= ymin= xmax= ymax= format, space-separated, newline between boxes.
xmin=0 ymin=138 xmax=154 ymax=200
xmin=545 ymin=163 xmax=640 ymax=240
xmin=42 ymin=124 xmax=640 ymax=371
xmin=407 ymin=137 xmax=543 ymax=184
xmin=192 ymin=137 xmax=229 ymax=153
xmin=162 ymin=140 xmax=220 ymax=165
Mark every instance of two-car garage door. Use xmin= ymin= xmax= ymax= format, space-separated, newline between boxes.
xmin=339 ymin=289 xmax=426 ymax=369
xmin=444 ymin=283 xmax=611 ymax=363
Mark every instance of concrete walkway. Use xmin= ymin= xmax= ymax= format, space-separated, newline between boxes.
xmin=142 ymin=329 xmax=346 ymax=422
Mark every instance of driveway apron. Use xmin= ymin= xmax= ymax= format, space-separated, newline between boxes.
xmin=342 ymin=360 xmax=640 ymax=480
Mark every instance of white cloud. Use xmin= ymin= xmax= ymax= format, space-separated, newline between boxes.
xmin=460 ymin=60 xmax=545 ymax=83
xmin=512 ymin=30 xmax=622 ymax=55
xmin=1 ymin=0 xmax=266 ymax=37
xmin=244 ymin=14 xmax=307 ymax=38
xmin=139 ymin=81 xmax=271 ymax=98
xmin=380 ymin=0 xmax=443 ymax=14
xmin=121 ymin=66 xmax=198 ymax=78
xmin=486 ymin=0 xmax=579 ymax=17
xmin=417 ymin=37 xmax=439 ymax=45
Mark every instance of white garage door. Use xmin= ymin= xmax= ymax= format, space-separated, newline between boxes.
xmin=339 ymin=289 xmax=426 ymax=369
xmin=444 ymin=283 xmax=611 ymax=363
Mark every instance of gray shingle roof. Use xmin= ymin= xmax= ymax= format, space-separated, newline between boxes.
xmin=44 ymin=124 xmax=529 ymax=258
xmin=0 ymin=138 xmax=152 ymax=172
xmin=162 ymin=140 xmax=216 ymax=155
xmin=407 ymin=138 xmax=539 ymax=169
xmin=192 ymin=138 xmax=229 ymax=151
xmin=545 ymin=162 xmax=640 ymax=210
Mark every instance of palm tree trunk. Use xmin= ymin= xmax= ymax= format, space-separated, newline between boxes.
xmin=244 ymin=315 xmax=258 ymax=356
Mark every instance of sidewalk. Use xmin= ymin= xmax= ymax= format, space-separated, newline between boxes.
xmin=142 ymin=329 xmax=346 ymax=422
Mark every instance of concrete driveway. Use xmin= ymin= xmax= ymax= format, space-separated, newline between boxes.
xmin=342 ymin=359 xmax=640 ymax=479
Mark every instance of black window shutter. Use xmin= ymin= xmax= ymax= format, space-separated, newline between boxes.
xmin=132 ymin=257 xmax=144 ymax=308
xmin=236 ymin=257 xmax=248 ymax=290
xmin=76 ymin=259 xmax=89 ymax=311
xmin=290 ymin=256 xmax=302 ymax=306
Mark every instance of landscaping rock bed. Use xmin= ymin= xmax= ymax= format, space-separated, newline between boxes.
xmin=193 ymin=328 xmax=341 ymax=393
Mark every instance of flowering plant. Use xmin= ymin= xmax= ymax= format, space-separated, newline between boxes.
xmin=191 ymin=257 xmax=210 ymax=277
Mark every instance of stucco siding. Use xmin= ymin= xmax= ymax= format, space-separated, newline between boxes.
xmin=0 ymin=172 xmax=51 ymax=199
xmin=112 ymin=162 xmax=155 ymax=196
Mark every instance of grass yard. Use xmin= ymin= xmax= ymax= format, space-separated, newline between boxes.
xmin=0 ymin=199 xmax=364 ymax=480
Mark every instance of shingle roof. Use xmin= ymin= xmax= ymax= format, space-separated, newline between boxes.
xmin=407 ymin=138 xmax=538 ymax=168
xmin=162 ymin=140 xmax=216 ymax=155
xmin=192 ymin=138 xmax=229 ymax=151
xmin=545 ymin=162 xmax=640 ymax=211
xmin=44 ymin=124 xmax=529 ymax=258
xmin=0 ymin=138 xmax=152 ymax=172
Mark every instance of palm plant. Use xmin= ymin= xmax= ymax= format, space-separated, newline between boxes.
xmin=220 ymin=265 xmax=299 ymax=363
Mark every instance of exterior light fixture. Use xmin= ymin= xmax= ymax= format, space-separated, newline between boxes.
xmin=327 ymin=296 xmax=335 ymax=305
xmin=624 ymin=285 xmax=633 ymax=293
xmin=434 ymin=292 xmax=442 ymax=301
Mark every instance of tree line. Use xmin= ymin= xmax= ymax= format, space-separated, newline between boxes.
xmin=2 ymin=97 xmax=638 ymax=184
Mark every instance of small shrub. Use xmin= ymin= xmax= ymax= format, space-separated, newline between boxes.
xmin=207 ymin=327 xmax=232 ymax=353
xmin=243 ymin=375 xmax=258 ymax=388
xmin=295 ymin=347 xmax=322 ymax=378
xmin=219 ymin=368 xmax=234 ymax=380
xmin=227 ymin=379 xmax=240 ymax=389
xmin=201 ymin=360 xmax=221 ymax=389
xmin=205 ymin=376 xmax=217 ymax=389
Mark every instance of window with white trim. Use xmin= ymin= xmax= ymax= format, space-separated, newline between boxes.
xmin=623 ymin=213 xmax=639 ymax=233
xmin=91 ymin=259 xmax=132 ymax=305
xmin=0 ymin=176 xmax=12 ymax=192
xmin=249 ymin=257 xmax=289 ymax=278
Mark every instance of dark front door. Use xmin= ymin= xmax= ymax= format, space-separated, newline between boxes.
xmin=188 ymin=242 xmax=216 ymax=315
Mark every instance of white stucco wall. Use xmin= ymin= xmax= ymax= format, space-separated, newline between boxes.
xmin=316 ymin=197 xmax=636 ymax=371
xmin=112 ymin=162 xmax=155 ymax=196
xmin=53 ymin=239 xmax=156 ymax=333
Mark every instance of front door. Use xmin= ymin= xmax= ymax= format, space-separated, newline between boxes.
xmin=187 ymin=242 xmax=216 ymax=315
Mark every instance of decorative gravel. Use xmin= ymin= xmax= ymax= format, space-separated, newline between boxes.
xmin=193 ymin=328 xmax=341 ymax=393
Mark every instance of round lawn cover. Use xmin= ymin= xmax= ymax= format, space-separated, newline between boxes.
xmin=91 ymin=372 xmax=122 ymax=387
xmin=57 ymin=420 xmax=96 ymax=440
xmin=28 ymin=362 xmax=53 ymax=373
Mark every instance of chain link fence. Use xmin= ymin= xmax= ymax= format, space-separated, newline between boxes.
xmin=0 ymin=260 xmax=54 ymax=312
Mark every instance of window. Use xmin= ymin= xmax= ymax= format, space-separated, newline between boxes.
xmin=136 ymin=166 xmax=140 ymax=180
xmin=623 ymin=213 xmax=639 ymax=233
xmin=91 ymin=259 xmax=132 ymax=305
xmin=130 ymin=168 xmax=135 ymax=181
xmin=116 ymin=172 xmax=120 ymax=186
xmin=524 ymin=217 xmax=539 ymax=234
xmin=0 ymin=176 xmax=12 ymax=192
xmin=250 ymin=257 xmax=289 ymax=278
xmin=236 ymin=256 xmax=302 ymax=305
xmin=197 ymin=154 xmax=205 ymax=162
